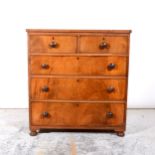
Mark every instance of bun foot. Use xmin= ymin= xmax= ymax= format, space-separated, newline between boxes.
xmin=116 ymin=131 xmax=125 ymax=137
xmin=30 ymin=130 xmax=37 ymax=136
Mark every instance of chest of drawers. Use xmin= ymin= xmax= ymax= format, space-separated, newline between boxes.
xmin=27 ymin=29 xmax=131 ymax=136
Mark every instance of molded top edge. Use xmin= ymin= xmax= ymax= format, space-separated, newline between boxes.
xmin=26 ymin=29 xmax=132 ymax=34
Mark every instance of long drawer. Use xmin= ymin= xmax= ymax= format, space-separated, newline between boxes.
xmin=30 ymin=78 xmax=127 ymax=100
xmin=31 ymin=102 xmax=125 ymax=127
xmin=30 ymin=56 xmax=128 ymax=76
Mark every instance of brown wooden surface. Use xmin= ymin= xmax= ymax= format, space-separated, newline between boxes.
xmin=30 ymin=78 xmax=126 ymax=100
xmin=26 ymin=29 xmax=131 ymax=34
xmin=79 ymin=36 xmax=128 ymax=53
xmin=31 ymin=102 xmax=125 ymax=126
xmin=27 ymin=29 xmax=131 ymax=136
xmin=29 ymin=35 xmax=77 ymax=53
xmin=30 ymin=56 xmax=128 ymax=76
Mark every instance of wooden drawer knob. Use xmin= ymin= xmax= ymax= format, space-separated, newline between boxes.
xmin=41 ymin=64 xmax=49 ymax=69
xmin=49 ymin=41 xmax=58 ymax=48
xmin=106 ymin=112 xmax=113 ymax=118
xmin=99 ymin=42 xmax=108 ymax=49
xmin=108 ymin=63 xmax=116 ymax=70
xmin=41 ymin=86 xmax=49 ymax=92
xmin=42 ymin=111 xmax=49 ymax=117
xmin=107 ymin=86 xmax=115 ymax=93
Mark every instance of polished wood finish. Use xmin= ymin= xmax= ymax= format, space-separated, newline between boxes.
xmin=30 ymin=78 xmax=126 ymax=100
xmin=27 ymin=29 xmax=131 ymax=136
xmin=31 ymin=102 xmax=125 ymax=126
xmin=26 ymin=29 xmax=131 ymax=34
xmin=29 ymin=35 xmax=77 ymax=53
xmin=30 ymin=56 xmax=128 ymax=76
xmin=79 ymin=36 xmax=128 ymax=53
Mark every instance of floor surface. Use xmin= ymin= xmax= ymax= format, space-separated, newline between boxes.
xmin=0 ymin=109 xmax=155 ymax=155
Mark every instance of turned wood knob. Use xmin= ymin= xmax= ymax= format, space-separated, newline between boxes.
xmin=41 ymin=64 xmax=49 ymax=69
xmin=49 ymin=41 xmax=58 ymax=48
xmin=41 ymin=86 xmax=49 ymax=92
xmin=107 ymin=86 xmax=115 ymax=93
xmin=99 ymin=42 xmax=108 ymax=49
xmin=106 ymin=112 xmax=113 ymax=118
xmin=42 ymin=112 xmax=49 ymax=117
xmin=108 ymin=63 xmax=116 ymax=70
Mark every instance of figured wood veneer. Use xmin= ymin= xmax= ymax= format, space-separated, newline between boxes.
xmin=31 ymin=102 xmax=125 ymax=127
xmin=29 ymin=35 xmax=77 ymax=53
xmin=30 ymin=78 xmax=127 ymax=100
xmin=30 ymin=56 xmax=128 ymax=76
xmin=27 ymin=29 xmax=131 ymax=136
xmin=79 ymin=36 xmax=128 ymax=53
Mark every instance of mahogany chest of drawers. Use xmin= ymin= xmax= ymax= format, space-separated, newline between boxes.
xmin=26 ymin=29 xmax=131 ymax=136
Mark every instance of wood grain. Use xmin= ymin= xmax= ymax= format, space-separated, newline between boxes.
xmin=79 ymin=36 xmax=128 ymax=53
xmin=30 ymin=78 xmax=126 ymax=100
xmin=30 ymin=56 xmax=128 ymax=76
xmin=27 ymin=29 xmax=131 ymax=136
xmin=29 ymin=35 xmax=77 ymax=53
xmin=31 ymin=102 xmax=125 ymax=127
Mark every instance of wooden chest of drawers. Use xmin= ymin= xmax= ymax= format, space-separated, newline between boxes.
xmin=27 ymin=29 xmax=131 ymax=136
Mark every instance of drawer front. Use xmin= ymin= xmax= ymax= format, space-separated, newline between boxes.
xmin=30 ymin=78 xmax=126 ymax=100
xmin=30 ymin=56 xmax=128 ymax=76
xmin=31 ymin=102 xmax=125 ymax=127
xmin=79 ymin=36 xmax=128 ymax=53
xmin=29 ymin=35 xmax=77 ymax=53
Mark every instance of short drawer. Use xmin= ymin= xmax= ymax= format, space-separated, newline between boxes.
xmin=30 ymin=56 xmax=128 ymax=76
xmin=29 ymin=35 xmax=77 ymax=53
xmin=79 ymin=36 xmax=128 ymax=53
xmin=31 ymin=102 xmax=125 ymax=127
xmin=30 ymin=78 xmax=127 ymax=100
